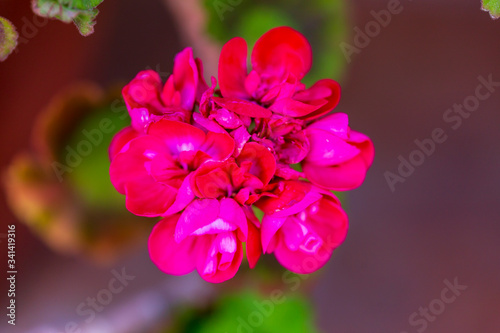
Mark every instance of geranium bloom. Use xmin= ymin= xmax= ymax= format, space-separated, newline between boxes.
xmin=256 ymin=180 xmax=348 ymax=274
xmin=302 ymin=113 xmax=374 ymax=190
xmin=110 ymin=119 xmax=234 ymax=216
xmin=109 ymin=26 xmax=373 ymax=283
xmin=217 ymin=26 xmax=341 ymax=120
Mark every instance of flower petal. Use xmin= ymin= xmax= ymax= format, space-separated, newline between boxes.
xmin=349 ymin=130 xmax=375 ymax=167
xmin=256 ymin=180 xmax=320 ymax=217
xmin=163 ymin=173 xmax=195 ymax=216
xmin=124 ymin=180 xmax=177 ymax=217
xmin=195 ymin=57 xmax=209 ymax=103
xmin=149 ymin=215 xmax=197 ymax=275
xmin=198 ymin=238 xmax=243 ymax=283
xmin=175 ymin=199 xmax=223 ymax=242
xmin=273 ymin=197 xmax=348 ymax=274
xmin=305 ymin=128 xmax=360 ymax=166
xmin=251 ymin=26 xmax=312 ymax=80
xmin=122 ymin=70 xmax=164 ymax=111
xmin=219 ymin=198 xmax=248 ymax=239
xmin=193 ymin=112 xmax=227 ymax=134
xmin=261 ymin=215 xmax=287 ymax=253
xmin=168 ymin=47 xmax=198 ymax=110
xmin=108 ymin=126 xmax=140 ymax=161
xmin=302 ymin=154 xmax=369 ymax=191
xmin=307 ymin=113 xmax=349 ymax=140
xmin=212 ymin=97 xmax=272 ymax=118
xmin=109 ymin=135 xmax=167 ymax=194
xmin=244 ymin=208 xmax=262 ymax=269
xmin=218 ymin=37 xmax=250 ymax=99
xmin=148 ymin=119 xmax=207 ymax=156
xmin=129 ymin=107 xmax=163 ymax=133
xmin=296 ymin=79 xmax=341 ymax=120
xmin=269 ymin=97 xmax=327 ymax=118
xmin=237 ymin=142 xmax=276 ymax=186
xmin=198 ymin=132 xmax=235 ymax=164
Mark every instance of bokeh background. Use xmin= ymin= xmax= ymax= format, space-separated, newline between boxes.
xmin=1 ymin=0 xmax=500 ymax=332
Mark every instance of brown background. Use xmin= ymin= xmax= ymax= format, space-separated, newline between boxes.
xmin=0 ymin=0 xmax=499 ymax=332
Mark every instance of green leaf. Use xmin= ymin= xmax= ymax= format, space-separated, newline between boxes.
xmin=65 ymin=104 xmax=130 ymax=210
xmin=170 ymin=290 xmax=321 ymax=333
xmin=252 ymin=205 xmax=264 ymax=221
xmin=66 ymin=0 xmax=104 ymax=10
xmin=0 ymin=16 xmax=18 ymax=61
xmin=73 ymin=9 xmax=99 ymax=36
xmin=483 ymin=0 xmax=500 ymax=19
xmin=32 ymin=0 xmax=103 ymax=36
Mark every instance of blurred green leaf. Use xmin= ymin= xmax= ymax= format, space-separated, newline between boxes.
xmin=73 ymin=9 xmax=99 ymax=36
xmin=252 ymin=205 xmax=264 ymax=221
xmin=170 ymin=290 xmax=320 ymax=333
xmin=204 ymin=0 xmax=348 ymax=81
xmin=482 ymin=0 xmax=500 ymax=19
xmin=290 ymin=163 xmax=303 ymax=173
xmin=32 ymin=0 xmax=103 ymax=36
xmin=65 ymin=105 xmax=130 ymax=210
xmin=0 ymin=16 xmax=18 ymax=61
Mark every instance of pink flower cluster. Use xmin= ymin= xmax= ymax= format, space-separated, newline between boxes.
xmin=109 ymin=27 xmax=374 ymax=283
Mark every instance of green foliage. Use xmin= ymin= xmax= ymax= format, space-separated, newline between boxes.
xmin=32 ymin=0 xmax=104 ymax=36
xmin=204 ymin=0 xmax=348 ymax=82
xmin=65 ymin=104 xmax=129 ymax=210
xmin=73 ymin=9 xmax=99 ymax=36
xmin=482 ymin=0 xmax=500 ymax=19
xmin=0 ymin=16 xmax=18 ymax=61
xmin=169 ymin=290 xmax=320 ymax=333
xmin=252 ymin=205 xmax=265 ymax=221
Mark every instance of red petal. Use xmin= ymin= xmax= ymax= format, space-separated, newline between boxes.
xmin=237 ymin=142 xmax=276 ymax=186
xmin=297 ymin=79 xmax=341 ymax=120
xmin=244 ymin=208 xmax=262 ymax=268
xmin=256 ymin=180 xmax=314 ymax=216
xmin=109 ymin=126 xmax=140 ymax=161
xmin=273 ymin=198 xmax=348 ymax=274
xmin=124 ymin=180 xmax=177 ymax=217
xmin=122 ymin=70 xmax=164 ymax=111
xmin=218 ymin=37 xmax=250 ymax=99
xmin=149 ymin=215 xmax=198 ymax=275
xmin=212 ymin=97 xmax=272 ymax=118
xmin=162 ymin=48 xmax=198 ymax=110
xmin=109 ymin=135 xmax=167 ymax=194
xmin=302 ymin=155 xmax=369 ymax=191
xmin=251 ymin=27 xmax=312 ymax=80
xmin=195 ymin=57 xmax=209 ymax=103
xmin=270 ymin=97 xmax=327 ymax=118
xmin=198 ymin=238 xmax=243 ymax=283
xmin=148 ymin=119 xmax=207 ymax=155
xmin=305 ymin=128 xmax=361 ymax=166
xmin=349 ymin=130 xmax=375 ymax=167
xmin=200 ymin=131 xmax=235 ymax=161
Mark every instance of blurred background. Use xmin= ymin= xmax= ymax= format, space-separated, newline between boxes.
xmin=1 ymin=0 xmax=500 ymax=332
